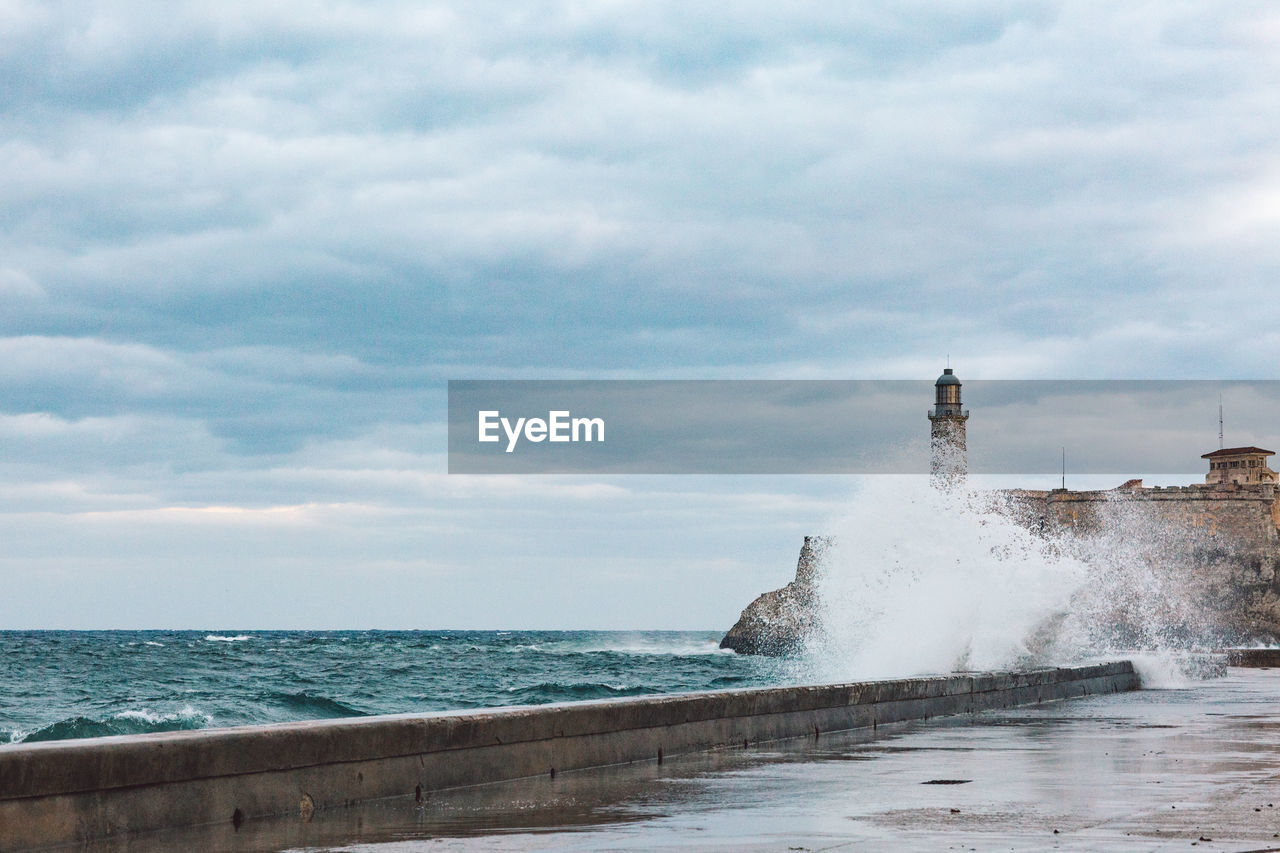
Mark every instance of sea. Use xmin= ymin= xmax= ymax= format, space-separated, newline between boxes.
xmin=0 ymin=630 xmax=798 ymax=745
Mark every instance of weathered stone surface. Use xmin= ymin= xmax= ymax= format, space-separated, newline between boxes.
xmin=719 ymin=536 xmax=829 ymax=654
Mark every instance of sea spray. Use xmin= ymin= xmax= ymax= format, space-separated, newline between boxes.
xmin=804 ymin=477 xmax=1089 ymax=681
xmin=1049 ymin=488 xmax=1231 ymax=651
xmin=1034 ymin=486 xmax=1239 ymax=680
xmin=801 ymin=477 xmax=1229 ymax=682
xmin=1127 ymin=652 xmax=1196 ymax=689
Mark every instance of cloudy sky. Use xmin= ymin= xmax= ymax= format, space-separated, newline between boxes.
xmin=3 ymin=1 xmax=1279 ymax=628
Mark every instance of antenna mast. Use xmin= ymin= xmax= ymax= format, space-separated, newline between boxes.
xmin=1219 ymin=395 xmax=1224 ymax=450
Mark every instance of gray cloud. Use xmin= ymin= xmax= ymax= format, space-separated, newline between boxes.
xmin=2 ymin=1 xmax=1279 ymax=625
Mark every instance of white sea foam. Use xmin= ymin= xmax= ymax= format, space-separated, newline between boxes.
xmin=803 ymin=477 xmax=1220 ymax=683
xmin=603 ymin=640 xmax=734 ymax=656
xmin=204 ymin=634 xmax=252 ymax=642
xmin=568 ymin=637 xmax=734 ymax=656
xmin=498 ymin=636 xmax=732 ymax=657
xmin=1128 ymin=653 xmax=1194 ymax=689
xmin=113 ymin=704 xmax=210 ymax=726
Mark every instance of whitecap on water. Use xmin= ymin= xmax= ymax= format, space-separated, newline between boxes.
xmin=113 ymin=705 xmax=210 ymax=727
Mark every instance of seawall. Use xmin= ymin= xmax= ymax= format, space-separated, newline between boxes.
xmin=1224 ymin=648 xmax=1280 ymax=667
xmin=0 ymin=661 xmax=1138 ymax=850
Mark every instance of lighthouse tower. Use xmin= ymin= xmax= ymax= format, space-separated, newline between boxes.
xmin=928 ymin=368 xmax=969 ymax=485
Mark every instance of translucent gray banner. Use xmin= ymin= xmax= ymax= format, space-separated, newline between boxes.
xmin=447 ymin=380 xmax=1280 ymax=475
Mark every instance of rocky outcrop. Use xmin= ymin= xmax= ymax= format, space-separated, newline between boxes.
xmin=721 ymin=483 xmax=1280 ymax=656
xmin=719 ymin=536 xmax=830 ymax=655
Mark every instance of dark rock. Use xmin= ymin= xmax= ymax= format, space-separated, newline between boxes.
xmin=719 ymin=536 xmax=830 ymax=656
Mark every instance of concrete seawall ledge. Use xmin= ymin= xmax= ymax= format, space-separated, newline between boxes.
xmin=0 ymin=660 xmax=1139 ymax=850
xmin=1223 ymin=648 xmax=1280 ymax=667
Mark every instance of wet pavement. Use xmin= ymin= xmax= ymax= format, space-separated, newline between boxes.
xmin=127 ymin=669 xmax=1280 ymax=852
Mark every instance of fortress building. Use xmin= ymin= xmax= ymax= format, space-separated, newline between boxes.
xmin=927 ymin=368 xmax=969 ymax=484
xmin=1203 ymin=447 xmax=1278 ymax=485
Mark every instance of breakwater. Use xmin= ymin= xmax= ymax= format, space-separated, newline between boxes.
xmin=0 ymin=660 xmax=1138 ymax=850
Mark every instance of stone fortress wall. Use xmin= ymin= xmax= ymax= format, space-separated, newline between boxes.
xmin=1010 ymin=482 xmax=1280 ymax=536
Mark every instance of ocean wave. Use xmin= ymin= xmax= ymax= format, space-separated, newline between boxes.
xmin=2 ymin=631 xmax=770 ymax=742
xmin=14 ymin=705 xmax=211 ymax=743
xmin=596 ymin=642 xmax=734 ymax=656
xmin=504 ymin=638 xmax=733 ymax=657
xmin=262 ymin=691 xmax=369 ymax=719
xmin=709 ymin=675 xmax=749 ymax=686
xmin=504 ymin=682 xmax=652 ymax=703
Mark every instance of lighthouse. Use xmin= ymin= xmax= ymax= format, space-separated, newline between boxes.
xmin=928 ymin=368 xmax=969 ymax=485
